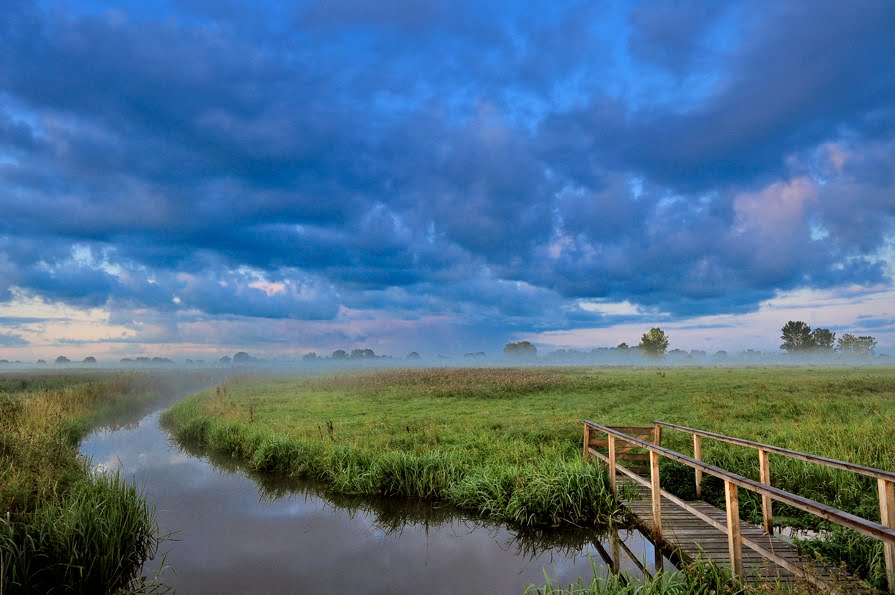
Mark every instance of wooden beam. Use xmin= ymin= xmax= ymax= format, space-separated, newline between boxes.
xmin=758 ymin=448 xmax=773 ymax=535
xmin=652 ymin=420 xmax=895 ymax=483
xmin=880 ymin=478 xmax=895 ymax=592
xmin=693 ymin=433 xmax=702 ymax=498
xmin=724 ymin=480 xmax=744 ymax=577
xmin=650 ymin=450 xmax=662 ymax=537
xmin=583 ymin=423 xmax=590 ymax=460
xmin=608 ymin=433 xmax=617 ymax=496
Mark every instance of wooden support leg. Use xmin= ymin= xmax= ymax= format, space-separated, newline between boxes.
xmin=583 ymin=423 xmax=590 ymax=459
xmin=879 ymin=478 xmax=895 ymax=593
xmin=693 ymin=434 xmax=702 ymax=498
xmin=724 ymin=480 xmax=744 ymax=578
xmin=758 ymin=448 xmax=773 ymax=534
xmin=650 ymin=450 xmax=662 ymax=537
xmin=608 ymin=434 xmax=617 ymax=496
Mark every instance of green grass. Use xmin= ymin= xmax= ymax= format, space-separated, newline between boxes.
xmin=161 ymin=366 xmax=895 ymax=590
xmin=0 ymin=371 xmax=215 ymax=593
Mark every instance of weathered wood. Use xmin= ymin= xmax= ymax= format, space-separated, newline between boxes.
xmin=693 ymin=434 xmax=703 ymax=498
xmin=650 ymin=450 xmax=662 ymax=537
xmin=583 ymin=423 xmax=590 ymax=460
xmin=607 ymin=426 xmax=657 ymax=436
xmin=608 ymin=434 xmax=617 ymax=496
xmin=880 ymin=478 xmax=895 ymax=592
xmin=653 ymin=423 xmax=662 ymax=447
xmin=584 ymin=420 xmax=895 ymax=544
xmin=585 ymin=421 xmax=882 ymax=591
xmin=654 ymin=420 xmax=895 ymax=483
xmin=725 ymin=480 xmax=744 ymax=577
xmin=758 ymin=448 xmax=772 ymax=534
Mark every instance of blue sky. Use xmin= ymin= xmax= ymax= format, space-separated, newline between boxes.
xmin=1 ymin=0 xmax=894 ymax=360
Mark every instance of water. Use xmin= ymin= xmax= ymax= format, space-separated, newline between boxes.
xmin=80 ymin=408 xmax=673 ymax=594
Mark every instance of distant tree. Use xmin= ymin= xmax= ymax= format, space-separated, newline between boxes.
xmin=667 ymin=348 xmax=687 ymax=359
xmin=219 ymin=355 xmax=232 ymax=364
xmin=689 ymin=350 xmax=706 ymax=359
xmin=838 ymin=333 xmax=877 ymax=356
xmin=83 ymin=356 xmax=97 ymax=364
xmin=120 ymin=358 xmax=133 ymax=363
xmin=464 ymin=352 xmax=486 ymax=358
xmin=233 ymin=351 xmax=255 ymax=364
xmin=406 ymin=352 xmax=421 ymax=360
xmin=616 ymin=342 xmax=629 ymax=350
xmin=713 ymin=350 xmax=727 ymax=359
xmin=811 ymin=328 xmax=836 ymax=351
xmin=152 ymin=357 xmax=174 ymax=364
xmin=350 ymin=348 xmax=375 ymax=359
xmin=36 ymin=359 xmax=47 ymax=364
xmin=302 ymin=352 xmax=319 ymax=361
xmin=638 ymin=328 xmax=669 ymax=358
xmin=503 ymin=341 xmax=537 ymax=358
xmin=55 ymin=356 xmax=70 ymax=364
xmin=331 ymin=350 xmax=348 ymax=360
xmin=780 ymin=321 xmax=814 ymax=352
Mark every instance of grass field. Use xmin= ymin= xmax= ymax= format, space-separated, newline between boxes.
xmin=0 ymin=370 xmax=215 ymax=593
xmin=162 ymin=365 xmax=895 ymax=590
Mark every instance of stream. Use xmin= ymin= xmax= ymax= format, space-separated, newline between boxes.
xmin=80 ymin=405 xmax=672 ymax=594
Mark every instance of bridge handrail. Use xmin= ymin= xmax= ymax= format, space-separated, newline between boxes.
xmin=653 ymin=420 xmax=895 ymax=483
xmin=583 ymin=420 xmax=895 ymax=544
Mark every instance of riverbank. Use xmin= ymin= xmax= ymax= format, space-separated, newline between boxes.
xmin=0 ymin=371 xmax=216 ymax=592
xmin=161 ymin=366 xmax=895 ymax=590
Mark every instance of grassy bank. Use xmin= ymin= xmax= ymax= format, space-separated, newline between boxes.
xmin=0 ymin=371 xmax=214 ymax=593
xmin=161 ymin=366 xmax=895 ymax=589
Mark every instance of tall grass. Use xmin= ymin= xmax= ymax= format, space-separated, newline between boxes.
xmin=161 ymin=366 xmax=895 ymax=589
xmin=0 ymin=371 xmax=214 ymax=593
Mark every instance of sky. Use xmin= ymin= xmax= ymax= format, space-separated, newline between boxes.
xmin=1 ymin=0 xmax=894 ymax=361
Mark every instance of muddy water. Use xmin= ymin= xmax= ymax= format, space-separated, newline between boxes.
xmin=80 ymin=408 xmax=672 ymax=594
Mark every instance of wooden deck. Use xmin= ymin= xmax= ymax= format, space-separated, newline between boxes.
xmin=583 ymin=421 xmax=895 ymax=593
xmin=620 ymin=479 xmax=865 ymax=590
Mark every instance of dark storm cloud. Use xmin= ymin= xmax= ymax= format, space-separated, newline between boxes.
xmin=0 ymin=0 xmax=893 ymax=349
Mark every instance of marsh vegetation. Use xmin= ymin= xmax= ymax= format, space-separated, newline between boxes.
xmin=162 ymin=366 xmax=895 ymax=591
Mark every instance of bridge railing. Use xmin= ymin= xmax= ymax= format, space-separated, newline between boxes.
xmin=583 ymin=420 xmax=895 ymax=590
xmin=653 ymin=419 xmax=895 ymax=588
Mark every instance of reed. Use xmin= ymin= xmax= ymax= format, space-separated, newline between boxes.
xmin=161 ymin=366 xmax=895 ymax=588
xmin=0 ymin=371 xmax=214 ymax=592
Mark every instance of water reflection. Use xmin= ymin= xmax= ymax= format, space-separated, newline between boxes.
xmin=81 ymin=409 xmax=674 ymax=594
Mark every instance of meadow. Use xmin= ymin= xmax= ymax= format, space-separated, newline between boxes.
xmin=162 ymin=365 xmax=895 ymax=591
xmin=0 ymin=370 xmax=215 ymax=593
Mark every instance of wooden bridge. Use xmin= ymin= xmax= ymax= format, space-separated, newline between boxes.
xmin=583 ymin=420 xmax=895 ymax=592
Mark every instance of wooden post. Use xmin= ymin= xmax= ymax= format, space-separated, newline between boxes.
xmin=610 ymin=531 xmax=621 ymax=574
xmin=653 ymin=423 xmax=662 ymax=447
xmin=583 ymin=423 xmax=590 ymax=459
xmin=879 ymin=478 xmax=895 ymax=592
xmin=650 ymin=449 xmax=662 ymax=537
xmin=693 ymin=434 xmax=702 ymax=498
xmin=724 ymin=480 xmax=744 ymax=578
xmin=758 ymin=448 xmax=773 ymax=534
xmin=608 ymin=434 xmax=617 ymax=496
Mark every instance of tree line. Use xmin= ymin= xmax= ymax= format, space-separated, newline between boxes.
xmin=780 ymin=321 xmax=877 ymax=354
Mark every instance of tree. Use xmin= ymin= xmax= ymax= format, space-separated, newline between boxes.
xmin=838 ymin=334 xmax=877 ymax=356
xmin=616 ymin=342 xmax=629 ymax=350
xmin=811 ymin=328 xmax=836 ymax=351
xmin=302 ymin=352 xmax=319 ymax=361
xmin=780 ymin=321 xmax=813 ymax=352
xmin=503 ymin=341 xmax=537 ymax=358
xmin=350 ymin=348 xmax=375 ymax=359
xmin=55 ymin=356 xmax=70 ymax=364
xmin=331 ymin=350 xmax=348 ymax=360
xmin=83 ymin=356 xmax=97 ymax=364
xmin=406 ymin=352 xmax=421 ymax=360
xmin=219 ymin=355 xmax=232 ymax=364
xmin=638 ymin=328 xmax=669 ymax=358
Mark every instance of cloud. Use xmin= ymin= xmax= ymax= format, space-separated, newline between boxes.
xmin=0 ymin=332 xmax=28 ymax=347
xmin=0 ymin=0 xmax=893 ymax=355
